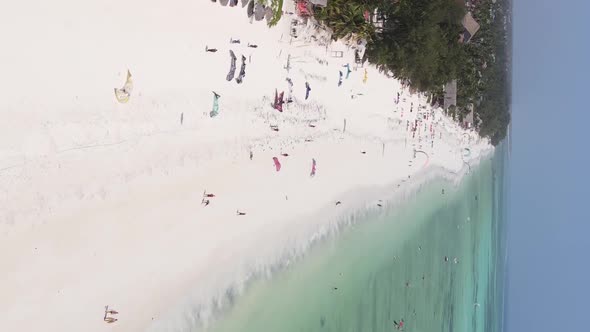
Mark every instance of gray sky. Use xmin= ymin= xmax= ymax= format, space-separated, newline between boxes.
xmin=509 ymin=0 xmax=590 ymax=331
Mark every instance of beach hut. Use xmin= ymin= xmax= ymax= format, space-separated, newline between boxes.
xmin=443 ymin=80 xmax=457 ymax=110
xmin=460 ymin=12 xmax=480 ymax=43
xmin=463 ymin=105 xmax=475 ymax=128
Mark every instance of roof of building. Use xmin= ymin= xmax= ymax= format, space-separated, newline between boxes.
xmin=444 ymin=80 xmax=457 ymax=110
xmin=309 ymin=0 xmax=328 ymax=7
xmin=461 ymin=12 xmax=480 ymax=43
xmin=465 ymin=105 xmax=474 ymax=124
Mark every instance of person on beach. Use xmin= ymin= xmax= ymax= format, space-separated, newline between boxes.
xmin=247 ymin=43 xmax=258 ymax=48
xmin=236 ymin=210 xmax=246 ymax=216
xmin=202 ymin=198 xmax=210 ymax=207
xmin=203 ymin=191 xmax=216 ymax=198
xmin=230 ymin=38 xmax=241 ymax=44
xmin=104 ymin=306 xmax=119 ymax=324
xmin=343 ymin=63 xmax=352 ymax=79
xmin=205 ymin=46 xmax=218 ymax=53
xmin=305 ymin=82 xmax=311 ymax=100
xmin=180 ymin=112 xmax=183 ymax=125
xmin=249 ymin=150 xmax=253 ymax=160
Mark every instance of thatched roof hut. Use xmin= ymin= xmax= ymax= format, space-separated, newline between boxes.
xmin=444 ymin=80 xmax=457 ymax=110
xmin=460 ymin=12 xmax=480 ymax=43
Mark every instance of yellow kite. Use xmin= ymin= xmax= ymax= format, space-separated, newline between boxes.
xmin=114 ymin=70 xmax=133 ymax=103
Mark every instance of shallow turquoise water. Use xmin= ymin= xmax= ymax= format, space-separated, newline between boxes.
xmin=190 ymin=147 xmax=506 ymax=332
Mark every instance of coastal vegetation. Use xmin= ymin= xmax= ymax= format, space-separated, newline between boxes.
xmin=314 ymin=0 xmax=511 ymax=145
xmin=314 ymin=1 xmax=374 ymax=41
xmin=268 ymin=0 xmax=284 ymax=26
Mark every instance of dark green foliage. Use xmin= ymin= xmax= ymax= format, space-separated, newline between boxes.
xmin=315 ymin=0 xmax=511 ymax=145
xmin=365 ymin=0 xmax=466 ymax=92
xmin=315 ymin=0 xmax=375 ymax=41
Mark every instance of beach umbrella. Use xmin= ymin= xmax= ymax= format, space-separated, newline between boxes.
xmin=273 ymin=157 xmax=282 ymax=172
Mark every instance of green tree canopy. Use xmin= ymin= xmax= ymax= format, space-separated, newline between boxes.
xmin=366 ymin=0 xmax=466 ymax=92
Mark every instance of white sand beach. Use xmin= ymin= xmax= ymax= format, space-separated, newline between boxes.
xmin=0 ymin=1 xmax=491 ymax=331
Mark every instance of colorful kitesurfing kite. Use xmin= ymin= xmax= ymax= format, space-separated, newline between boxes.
xmin=114 ymin=70 xmax=133 ymax=103
xmin=273 ymin=157 xmax=282 ymax=172
xmin=210 ymin=91 xmax=220 ymax=117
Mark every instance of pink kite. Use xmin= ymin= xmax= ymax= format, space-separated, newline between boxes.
xmin=273 ymin=157 xmax=282 ymax=172
xmin=310 ymin=158 xmax=316 ymax=177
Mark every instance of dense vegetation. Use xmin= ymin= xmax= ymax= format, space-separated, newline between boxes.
xmin=315 ymin=0 xmax=511 ymax=145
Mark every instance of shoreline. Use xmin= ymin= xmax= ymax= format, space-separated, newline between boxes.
xmin=0 ymin=1 xmax=492 ymax=331
xmin=147 ymin=155 xmax=493 ymax=331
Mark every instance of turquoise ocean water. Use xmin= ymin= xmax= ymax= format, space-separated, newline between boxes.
xmin=183 ymin=145 xmax=507 ymax=332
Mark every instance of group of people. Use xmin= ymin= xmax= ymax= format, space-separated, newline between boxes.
xmin=103 ymin=306 xmax=119 ymax=324
xmin=201 ymin=190 xmax=216 ymax=207
xmin=205 ymin=39 xmax=258 ymax=53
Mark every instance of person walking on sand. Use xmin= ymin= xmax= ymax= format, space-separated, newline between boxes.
xmin=202 ymin=198 xmax=210 ymax=207
xmin=305 ymin=82 xmax=311 ymax=100
xmin=205 ymin=46 xmax=218 ymax=53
